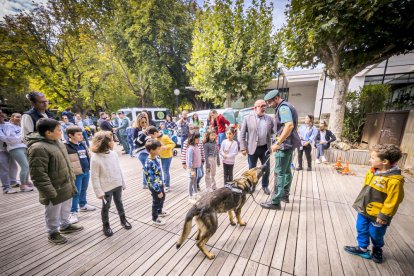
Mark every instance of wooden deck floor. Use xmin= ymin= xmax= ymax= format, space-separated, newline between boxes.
xmin=1 ymin=146 xmax=414 ymax=276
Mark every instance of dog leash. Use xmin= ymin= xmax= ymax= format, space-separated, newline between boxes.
xmin=249 ymin=149 xmax=296 ymax=205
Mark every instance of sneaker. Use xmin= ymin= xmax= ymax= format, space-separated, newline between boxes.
xmin=69 ymin=212 xmax=79 ymax=224
xmin=316 ymin=159 xmax=321 ymax=164
xmin=158 ymin=211 xmax=170 ymax=217
xmin=344 ymin=246 xmax=371 ymax=259
xmin=60 ymin=224 xmax=84 ymax=234
xmin=321 ymin=156 xmax=327 ymax=163
xmin=11 ymin=182 xmax=20 ymax=188
xmin=27 ymin=182 xmax=34 ymax=188
xmin=371 ymin=247 xmax=383 ymax=263
xmin=20 ymin=184 xmax=34 ymax=192
xmin=79 ymin=204 xmax=96 ymax=212
xmin=152 ymin=218 xmax=166 ymax=226
xmin=165 ymin=187 xmax=170 ymax=193
xmin=48 ymin=232 xmax=67 ymax=245
xmin=197 ymin=184 xmax=201 ymax=192
xmin=143 ymin=185 xmax=148 ymax=189
xmin=295 ymin=167 xmax=303 ymax=171
xmin=3 ymin=188 xmax=17 ymax=194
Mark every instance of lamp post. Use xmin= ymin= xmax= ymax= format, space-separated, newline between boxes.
xmin=174 ymin=88 xmax=180 ymax=116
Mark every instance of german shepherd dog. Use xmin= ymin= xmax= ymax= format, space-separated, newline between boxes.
xmin=176 ymin=166 xmax=266 ymax=259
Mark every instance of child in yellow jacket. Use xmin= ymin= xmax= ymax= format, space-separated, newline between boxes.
xmin=147 ymin=126 xmax=176 ymax=192
xmin=344 ymin=144 xmax=404 ymax=263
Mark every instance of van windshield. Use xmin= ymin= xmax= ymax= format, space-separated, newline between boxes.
xmin=123 ymin=110 xmax=132 ymax=121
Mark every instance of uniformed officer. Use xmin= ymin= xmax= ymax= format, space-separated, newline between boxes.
xmin=261 ymin=90 xmax=301 ymax=210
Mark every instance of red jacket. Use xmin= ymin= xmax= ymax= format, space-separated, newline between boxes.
xmin=216 ymin=114 xmax=230 ymax=133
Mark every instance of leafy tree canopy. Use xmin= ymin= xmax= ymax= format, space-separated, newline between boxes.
xmin=188 ymin=0 xmax=278 ymax=106
xmin=282 ymin=0 xmax=414 ymax=138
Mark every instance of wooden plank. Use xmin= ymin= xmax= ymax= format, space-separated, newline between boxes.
xmin=1 ymin=144 xmax=414 ymax=276
xmin=217 ymin=254 xmax=239 ymax=276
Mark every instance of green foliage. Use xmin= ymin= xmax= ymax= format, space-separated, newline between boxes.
xmin=187 ymin=0 xmax=278 ymax=106
xmin=282 ymin=0 xmax=414 ymax=138
xmin=111 ymin=0 xmax=196 ymax=109
xmin=0 ymin=0 xmax=138 ymax=113
xmin=342 ymin=84 xmax=391 ymax=143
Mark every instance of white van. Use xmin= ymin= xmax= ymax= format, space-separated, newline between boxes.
xmin=117 ymin=107 xmax=170 ymax=126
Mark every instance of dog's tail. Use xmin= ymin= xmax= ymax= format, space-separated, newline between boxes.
xmin=176 ymin=205 xmax=199 ymax=249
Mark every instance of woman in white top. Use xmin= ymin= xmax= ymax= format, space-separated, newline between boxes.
xmin=1 ymin=113 xmax=33 ymax=192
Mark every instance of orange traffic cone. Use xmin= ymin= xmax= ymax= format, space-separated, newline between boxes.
xmin=341 ymin=162 xmax=355 ymax=175
xmin=333 ymin=157 xmax=343 ymax=170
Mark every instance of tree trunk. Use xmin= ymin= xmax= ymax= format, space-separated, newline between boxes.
xmin=328 ymin=76 xmax=350 ymax=140
xmin=225 ymin=92 xmax=232 ymax=108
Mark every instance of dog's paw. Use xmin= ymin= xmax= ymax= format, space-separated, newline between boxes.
xmin=230 ymin=221 xmax=236 ymax=226
xmin=206 ymin=252 xmax=215 ymax=260
xmin=239 ymin=221 xmax=247 ymax=226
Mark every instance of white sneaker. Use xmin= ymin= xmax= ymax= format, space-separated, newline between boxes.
xmin=316 ymin=159 xmax=321 ymax=164
xmin=69 ymin=212 xmax=79 ymax=224
xmin=80 ymin=204 xmax=96 ymax=212
xmin=20 ymin=185 xmax=34 ymax=192
xmin=3 ymin=188 xmax=17 ymax=194
xmin=152 ymin=218 xmax=166 ymax=226
xmin=165 ymin=187 xmax=170 ymax=193
xmin=158 ymin=211 xmax=170 ymax=217
xmin=321 ymin=156 xmax=327 ymax=163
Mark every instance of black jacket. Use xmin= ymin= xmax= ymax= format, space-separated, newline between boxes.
xmin=314 ymin=129 xmax=336 ymax=148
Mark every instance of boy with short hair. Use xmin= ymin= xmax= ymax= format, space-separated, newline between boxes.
xmin=147 ymin=126 xmax=176 ymax=192
xmin=144 ymin=139 xmax=169 ymax=226
xmin=28 ymin=118 xmax=83 ymax=245
xmin=65 ymin=126 xmax=96 ymax=224
xmin=344 ymin=144 xmax=405 ymax=263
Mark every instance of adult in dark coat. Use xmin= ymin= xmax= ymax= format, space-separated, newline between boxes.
xmin=314 ymin=121 xmax=336 ymax=163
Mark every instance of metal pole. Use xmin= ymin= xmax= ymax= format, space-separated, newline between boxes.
xmin=176 ymin=96 xmax=178 ymax=115
xmin=319 ymin=71 xmax=328 ymax=120
xmin=381 ymin=58 xmax=389 ymax=84
xmin=276 ymin=68 xmax=280 ymax=89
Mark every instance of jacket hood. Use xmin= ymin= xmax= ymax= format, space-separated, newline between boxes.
xmin=27 ymin=133 xmax=51 ymax=147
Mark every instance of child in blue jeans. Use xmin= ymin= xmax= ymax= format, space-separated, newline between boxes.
xmin=144 ymin=139 xmax=169 ymax=226
xmin=344 ymin=144 xmax=404 ymax=263
xmin=186 ymin=132 xmax=203 ymax=204
xmin=65 ymin=126 xmax=96 ymax=224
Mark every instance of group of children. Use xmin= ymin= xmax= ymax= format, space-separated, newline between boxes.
xmin=27 ymin=117 xmax=406 ymax=265
xmin=185 ymin=127 xmax=239 ymax=204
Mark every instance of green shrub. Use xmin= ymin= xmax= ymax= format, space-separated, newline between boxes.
xmin=342 ymin=84 xmax=391 ymax=143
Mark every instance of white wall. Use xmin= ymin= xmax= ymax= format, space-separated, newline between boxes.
xmin=288 ymin=85 xmax=318 ymax=118
xmin=314 ymin=73 xmax=335 ymax=119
